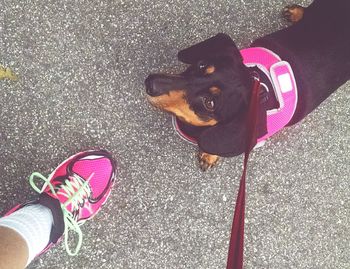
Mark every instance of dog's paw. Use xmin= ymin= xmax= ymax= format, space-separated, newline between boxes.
xmin=198 ymin=152 xmax=220 ymax=171
xmin=282 ymin=4 xmax=305 ymax=23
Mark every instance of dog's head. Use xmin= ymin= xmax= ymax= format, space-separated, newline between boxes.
xmin=145 ymin=33 xmax=254 ymax=156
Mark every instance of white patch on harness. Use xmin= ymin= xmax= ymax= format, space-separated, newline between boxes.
xmin=278 ymin=73 xmax=293 ymax=93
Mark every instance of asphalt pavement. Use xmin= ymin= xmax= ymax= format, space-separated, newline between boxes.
xmin=0 ymin=0 xmax=349 ymax=268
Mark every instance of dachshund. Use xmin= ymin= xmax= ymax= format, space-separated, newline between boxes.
xmin=145 ymin=0 xmax=350 ymax=170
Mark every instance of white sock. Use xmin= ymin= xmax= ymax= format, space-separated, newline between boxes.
xmin=0 ymin=204 xmax=54 ymax=266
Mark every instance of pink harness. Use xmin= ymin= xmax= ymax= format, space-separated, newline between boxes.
xmin=173 ymin=47 xmax=298 ymax=146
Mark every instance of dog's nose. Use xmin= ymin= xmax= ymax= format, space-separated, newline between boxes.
xmin=145 ymin=75 xmax=158 ymax=96
xmin=145 ymin=74 xmax=171 ymax=97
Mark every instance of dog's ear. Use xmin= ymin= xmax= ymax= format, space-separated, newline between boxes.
xmin=178 ymin=33 xmax=242 ymax=64
xmin=198 ymin=117 xmax=246 ymax=157
xmin=198 ymin=97 xmax=268 ymax=157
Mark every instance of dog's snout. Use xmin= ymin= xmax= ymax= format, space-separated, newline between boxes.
xmin=145 ymin=74 xmax=185 ymax=97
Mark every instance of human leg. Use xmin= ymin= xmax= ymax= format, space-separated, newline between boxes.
xmin=0 ymin=226 xmax=28 ymax=269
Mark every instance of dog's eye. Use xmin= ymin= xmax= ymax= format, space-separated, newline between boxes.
xmin=202 ymin=97 xmax=215 ymax=111
xmin=198 ymin=61 xmax=207 ymax=70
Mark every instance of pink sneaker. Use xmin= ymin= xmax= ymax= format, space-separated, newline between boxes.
xmin=4 ymin=150 xmax=117 ymax=256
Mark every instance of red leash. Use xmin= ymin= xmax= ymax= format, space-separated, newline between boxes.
xmin=226 ymin=78 xmax=261 ymax=269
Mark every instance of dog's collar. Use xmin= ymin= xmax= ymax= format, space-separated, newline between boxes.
xmin=241 ymin=47 xmax=298 ymax=144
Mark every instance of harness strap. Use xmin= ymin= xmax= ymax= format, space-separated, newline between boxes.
xmin=241 ymin=47 xmax=298 ymax=143
xmin=226 ymin=78 xmax=261 ymax=269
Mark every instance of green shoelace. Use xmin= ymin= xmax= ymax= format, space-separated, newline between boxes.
xmin=29 ymin=172 xmax=93 ymax=256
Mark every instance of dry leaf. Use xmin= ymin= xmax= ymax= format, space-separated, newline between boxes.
xmin=0 ymin=66 xmax=18 ymax=80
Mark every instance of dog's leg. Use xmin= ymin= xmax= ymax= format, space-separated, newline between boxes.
xmin=198 ymin=151 xmax=220 ymax=171
xmin=282 ymin=4 xmax=305 ymax=23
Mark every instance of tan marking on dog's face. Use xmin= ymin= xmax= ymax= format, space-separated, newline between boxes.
xmin=205 ymin=65 xmax=216 ymax=75
xmin=147 ymin=90 xmax=218 ymax=126
xmin=209 ymin=86 xmax=221 ymax=95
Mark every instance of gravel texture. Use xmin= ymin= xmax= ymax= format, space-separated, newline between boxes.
xmin=0 ymin=0 xmax=349 ymax=268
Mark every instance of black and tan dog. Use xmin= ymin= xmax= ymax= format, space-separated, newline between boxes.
xmin=145 ymin=0 xmax=350 ymax=170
